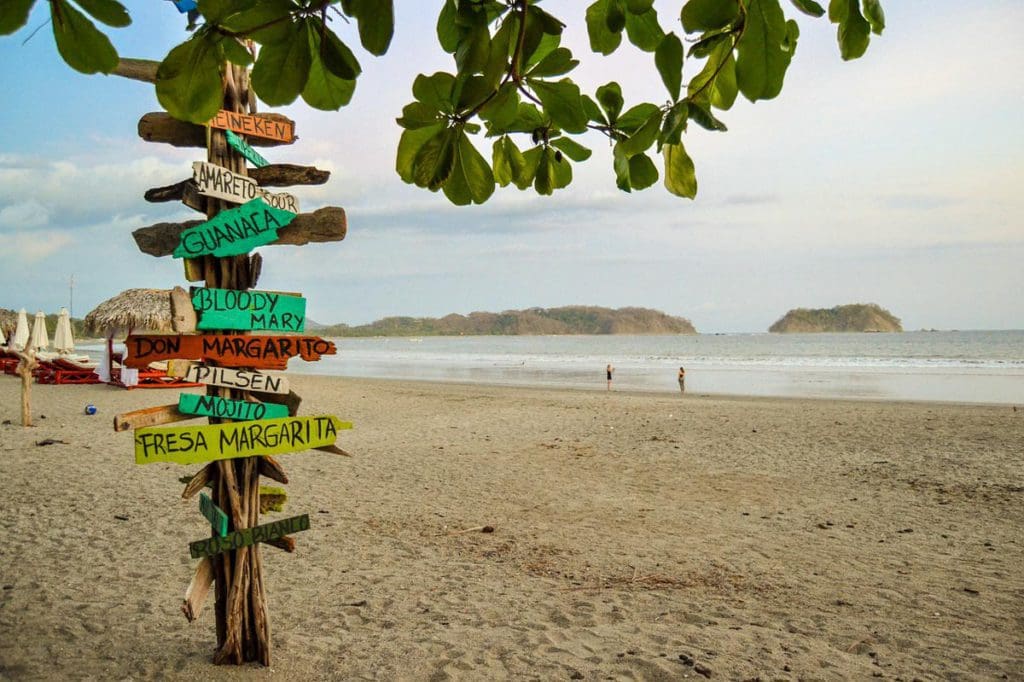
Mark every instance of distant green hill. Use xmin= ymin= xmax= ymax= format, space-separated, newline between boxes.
xmin=322 ymin=306 xmax=697 ymax=337
xmin=769 ymin=304 xmax=902 ymax=333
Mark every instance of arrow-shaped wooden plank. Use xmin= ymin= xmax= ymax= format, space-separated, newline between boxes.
xmin=144 ymin=166 xmax=331 ymax=206
xmin=189 ymin=514 xmax=310 ymax=559
xmin=125 ymin=334 xmax=336 ymax=370
xmin=182 ymin=557 xmax=214 ymax=622
xmin=167 ymin=361 xmax=290 ymax=394
xmin=133 ymin=206 xmax=347 ymax=257
xmin=138 ymin=112 xmax=295 ymax=148
xmin=113 ymin=403 xmax=194 ymax=432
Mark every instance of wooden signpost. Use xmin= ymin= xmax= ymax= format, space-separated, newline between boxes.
xmin=178 ymin=393 xmax=289 ymax=421
xmin=208 ymin=109 xmax=295 ymax=143
xmin=134 ymin=415 xmax=349 ymax=465
xmin=124 ymin=334 xmax=335 ymax=369
xmin=172 ymin=198 xmax=296 ymax=259
xmin=189 ymin=514 xmax=310 ymax=559
xmin=199 ymin=492 xmax=229 ymax=537
xmin=193 ymin=162 xmax=298 ymax=212
xmin=225 ymin=130 xmax=268 ymax=167
xmin=192 ymin=287 xmax=306 ymax=332
xmin=167 ymin=362 xmax=290 ymax=394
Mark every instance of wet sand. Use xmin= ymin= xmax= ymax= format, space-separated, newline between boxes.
xmin=1 ymin=375 xmax=1021 ymax=679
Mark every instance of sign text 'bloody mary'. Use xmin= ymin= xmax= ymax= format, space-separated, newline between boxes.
xmin=178 ymin=393 xmax=289 ymax=421
xmin=190 ymin=514 xmax=309 ymax=559
xmin=134 ymin=415 xmax=351 ymax=465
xmin=168 ymin=362 xmax=289 ymax=394
xmin=208 ymin=109 xmax=295 ymax=143
xmin=172 ymin=198 xmax=296 ymax=259
xmin=124 ymin=334 xmax=336 ymax=370
xmin=193 ymin=162 xmax=298 ymax=212
xmin=225 ymin=130 xmax=269 ymax=168
xmin=199 ymin=492 xmax=229 ymax=537
xmin=192 ymin=287 xmax=306 ymax=332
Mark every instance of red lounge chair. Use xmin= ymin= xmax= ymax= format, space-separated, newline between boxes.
xmin=36 ymin=357 xmax=103 ymax=385
xmin=109 ymin=363 xmax=201 ymax=390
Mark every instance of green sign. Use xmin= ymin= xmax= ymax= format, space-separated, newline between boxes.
xmin=134 ymin=415 xmax=349 ymax=465
xmin=189 ymin=514 xmax=310 ymax=559
xmin=225 ymin=129 xmax=269 ymax=167
xmin=192 ymin=287 xmax=306 ymax=332
xmin=172 ymin=198 xmax=295 ymax=259
xmin=178 ymin=393 xmax=289 ymax=421
xmin=199 ymin=492 xmax=229 ymax=537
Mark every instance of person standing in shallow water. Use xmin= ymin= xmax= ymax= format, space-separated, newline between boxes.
xmin=678 ymin=366 xmax=686 ymax=393
xmin=606 ymin=363 xmax=614 ymax=391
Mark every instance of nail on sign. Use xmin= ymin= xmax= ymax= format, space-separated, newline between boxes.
xmin=192 ymin=162 xmax=298 ymax=212
xmin=172 ymin=198 xmax=295 ymax=259
xmin=225 ymin=130 xmax=269 ymax=168
xmin=192 ymin=287 xmax=306 ymax=332
xmin=134 ymin=415 xmax=350 ymax=465
xmin=124 ymin=334 xmax=336 ymax=370
xmin=178 ymin=393 xmax=289 ymax=421
xmin=199 ymin=492 xmax=229 ymax=537
xmin=189 ymin=514 xmax=309 ymax=559
xmin=208 ymin=110 xmax=294 ymax=143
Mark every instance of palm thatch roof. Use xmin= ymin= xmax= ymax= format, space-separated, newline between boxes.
xmin=0 ymin=308 xmax=18 ymax=330
xmin=83 ymin=288 xmax=173 ymax=336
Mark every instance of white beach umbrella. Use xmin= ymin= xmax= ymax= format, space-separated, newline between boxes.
xmin=53 ymin=307 xmax=75 ymax=353
xmin=13 ymin=309 xmax=30 ymax=350
xmin=28 ymin=310 xmax=49 ymax=351
xmin=0 ymin=324 xmax=5 ymax=346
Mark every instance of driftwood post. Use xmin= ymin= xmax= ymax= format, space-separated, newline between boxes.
xmin=15 ymin=351 xmax=37 ymax=427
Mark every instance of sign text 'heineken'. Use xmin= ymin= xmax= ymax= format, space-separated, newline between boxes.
xmin=208 ymin=109 xmax=295 ymax=143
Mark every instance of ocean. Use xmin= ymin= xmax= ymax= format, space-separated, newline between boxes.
xmin=282 ymin=330 xmax=1024 ymax=405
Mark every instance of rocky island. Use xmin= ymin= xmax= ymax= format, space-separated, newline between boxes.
xmin=321 ymin=306 xmax=697 ymax=337
xmin=769 ymin=304 xmax=902 ymax=333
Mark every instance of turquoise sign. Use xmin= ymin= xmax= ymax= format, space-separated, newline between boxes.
xmin=199 ymin=492 xmax=229 ymax=537
xmin=225 ymin=129 xmax=269 ymax=168
xmin=192 ymin=287 xmax=306 ymax=332
xmin=172 ymin=198 xmax=295 ymax=259
xmin=178 ymin=393 xmax=289 ymax=421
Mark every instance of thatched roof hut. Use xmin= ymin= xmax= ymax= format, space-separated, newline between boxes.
xmin=0 ymin=308 xmax=18 ymax=330
xmin=83 ymin=288 xmax=173 ymax=336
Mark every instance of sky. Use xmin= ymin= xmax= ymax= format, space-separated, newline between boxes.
xmin=0 ymin=1 xmax=1021 ymax=332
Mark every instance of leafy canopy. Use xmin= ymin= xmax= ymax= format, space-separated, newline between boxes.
xmin=1 ymin=0 xmax=884 ymax=204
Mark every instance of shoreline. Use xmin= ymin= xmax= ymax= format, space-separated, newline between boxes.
xmin=1 ymin=375 xmax=1021 ymax=678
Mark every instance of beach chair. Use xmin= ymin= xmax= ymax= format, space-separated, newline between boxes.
xmin=36 ymin=356 xmax=103 ymax=385
xmin=109 ymin=361 xmax=201 ymax=390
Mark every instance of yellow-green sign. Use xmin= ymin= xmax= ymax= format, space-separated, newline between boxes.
xmin=134 ymin=415 xmax=350 ymax=465
xmin=189 ymin=514 xmax=309 ymax=559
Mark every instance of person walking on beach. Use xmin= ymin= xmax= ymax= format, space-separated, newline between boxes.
xmin=606 ymin=363 xmax=614 ymax=391
xmin=677 ymin=366 xmax=686 ymax=393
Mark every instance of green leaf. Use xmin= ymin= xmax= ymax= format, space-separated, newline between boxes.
xmin=533 ymin=146 xmax=570 ymax=195
xmin=0 ymin=0 xmax=35 ymax=36
xmin=582 ymin=95 xmax=606 ymax=124
xmin=219 ymin=36 xmax=253 ymax=67
xmin=455 ymin=22 xmax=492 ymax=75
xmin=595 ymin=82 xmax=623 ymax=124
xmin=628 ymin=153 xmax=658 ymax=190
xmin=455 ymin=75 xmax=492 ymax=111
xmin=863 ymin=0 xmax=885 ymax=35
xmin=443 ymin=131 xmax=495 ymax=205
xmin=505 ymin=103 xmax=546 ymax=134
xmin=688 ymin=38 xmax=738 ymax=110
xmin=413 ymin=127 xmax=458 ymax=191
xmin=479 ymin=82 xmax=519 ymax=130
xmin=654 ymin=32 xmax=683 ymax=101
xmin=663 ymin=142 xmax=697 ymax=198
xmin=585 ymin=0 xmax=623 ymax=55
xmin=73 ymin=0 xmax=129 ymax=27
xmin=550 ymin=137 xmax=592 ymax=162
xmin=625 ymin=0 xmax=654 ymax=13
xmin=397 ymin=102 xmax=441 ymax=129
xmin=615 ymin=102 xmax=660 ymax=133
xmin=618 ymin=110 xmax=662 ymax=157
xmin=302 ymin=26 xmax=355 ymax=110
xmin=397 ymin=123 xmax=443 ymax=183
xmin=680 ymin=0 xmax=739 ymax=33
xmin=528 ymin=47 xmax=579 ymax=78
xmin=517 ymin=146 xmax=543 ymax=190
xmin=523 ymin=31 xmax=561 ymax=71
xmin=251 ymin=19 xmax=312 ymax=106
xmin=413 ymin=72 xmax=456 ymax=114
xmin=342 ymin=0 xmax=393 ymax=56
xmin=789 ymin=0 xmax=825 ymax=17
xmin=50 ymin=0 xmax=119 ymax=74
xmin=687 ymin=101 xmax=727 ymax=131
xmin=493 ymin=136 xmax=527 ymax=187
xmin=605 ymin=0 xmax=626 ymax=33
xmin=624 ymin=8 xmax=664 ymax=52
xmin=436 ymin=0 xmax=461 ymax=53
xmin=659 ymin=100 xmax=687 ymax=145
xmin=219 ymin=0 xmax=294 ymax=44
xmin=530 ymin=6 xmax=565 ymax=36
xmin=317 ymin=23 xmax=361 ymax=80
xmin=530 ymin=79 xmax=588 ymax=134
xmin=196 ymin=0 xmax=244 ymax=24
xmin=736 ymin=0 xmax=793 ymax=101
xmin=155 ymin=31 xmax=221 ymax=122
xmin=829 ymin=0 xmax=870 ymax=59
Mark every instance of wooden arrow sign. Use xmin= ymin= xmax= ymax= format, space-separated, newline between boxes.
xmin=167 ymin=362 xmax=290 ymax=394
xmin=192 ymin=162 xmax=298 ymax=212
xmin=125 ymin=334 xmax=335 ymax=369
xmin=172 ymin=198 xmax=296 ymax=259
xmin=209 ymin=109 xmax=295 ymax=143
xmin=189 ymin=514 xmax=309 ymax=559
xmin=192 ymin=287 xmax=306 ymax=332
xmin=179 ymin=393 xmax=289 ymax=421
xmin=199 ymin=492 xmax=229 ymax=537
xmin=139 ymin=112 xmax=295 ymax=148
xmin=134 ymin=415 xmax=350 ymax=465
xmin=225 ymin=130 xmax=269 ymax=167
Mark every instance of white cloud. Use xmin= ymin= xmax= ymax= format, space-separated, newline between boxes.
xmin=0 ymin=200 xmax=50 ymax=229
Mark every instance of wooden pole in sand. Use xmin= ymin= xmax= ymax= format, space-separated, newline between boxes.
xmin=15 ymin=350 xmax=37 ymax=427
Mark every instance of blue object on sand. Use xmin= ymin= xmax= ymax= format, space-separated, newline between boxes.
xmin=84 ymin=404 xmax=97 ymax=415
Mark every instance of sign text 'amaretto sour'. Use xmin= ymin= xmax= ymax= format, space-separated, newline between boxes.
xmin=193 ymin=162 xmax=298 ymax=212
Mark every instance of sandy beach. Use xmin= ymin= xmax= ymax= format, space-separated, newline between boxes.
xmin=0 ymin=375 xmax=1021 ymax=680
